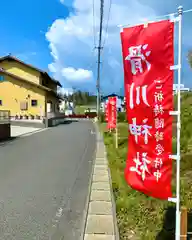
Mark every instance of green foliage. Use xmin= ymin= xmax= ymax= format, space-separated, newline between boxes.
xmin=75 ymin=105 xmax=91 ymax=114
xmin=61 ymin=90 xmax=97 ymax=106
xmin=180 ymin=93 xmax=192 ymax=153
xmin=99 ymin=112 xmax=127 ymax=123
xmin=118 ymin=112 xmax=127 ymax=122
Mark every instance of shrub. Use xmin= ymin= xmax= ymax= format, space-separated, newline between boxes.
xmin=99 ymin=112 xmax=127 ymax=123
xmin=118 ymin=112 xmax=127 ymax=122
xmin=99 ymin=113 xmax=105 ymax=122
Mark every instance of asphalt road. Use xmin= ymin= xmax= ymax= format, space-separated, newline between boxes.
xmin=0 ymin=121 xmax=96 ymax=240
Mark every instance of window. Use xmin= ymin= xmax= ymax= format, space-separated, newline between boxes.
xmin=0 ymin=100 xmax=2 ymax=105
xmin=20 ymin=101 xmax=28 ymax=110
xmin=31 ymin=100 xmax=38 ymax=107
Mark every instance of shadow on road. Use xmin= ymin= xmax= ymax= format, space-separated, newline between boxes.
xmin=60 ymin=120 xmax=78 ymax=124
xmin=0 ymin=121 xmax=79 ymax=146
xmin=0 ymin=137 xmax=18 ymax=147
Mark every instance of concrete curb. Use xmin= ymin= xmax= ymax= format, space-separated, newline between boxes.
xmin=80 ymin=123 xmax=97 ymax=240
xmin=99 ymin=126 xmax=120 ymax=240
xmin=83 ymin=123 xmax=119 ymax=240
xmin=107 ymin=153 xmax=120 ymax=240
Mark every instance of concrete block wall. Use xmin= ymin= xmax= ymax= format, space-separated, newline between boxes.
xmin=0 ymin=123 xmax=11 ymax=140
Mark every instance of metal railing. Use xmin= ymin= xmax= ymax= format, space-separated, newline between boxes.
xmin=0 ymin=110 xmax=10 ymax=123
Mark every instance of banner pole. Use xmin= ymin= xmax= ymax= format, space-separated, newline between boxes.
xmin=115 ymin=125 xmax=118 ymax=148
xmin=175 ymin=5 xmax=183 ymax=240
xmin=115 ymin=108 xmax=118 ymax=148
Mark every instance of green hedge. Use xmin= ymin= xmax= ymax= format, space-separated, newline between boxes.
xmin=100 ymin=112 xmax=127 ymax=123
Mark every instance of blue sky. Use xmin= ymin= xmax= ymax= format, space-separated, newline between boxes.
xmin=0 ymin=0 xmax=191 ymax=95
xmin=0 ymin=0 xmax=70 ymax=69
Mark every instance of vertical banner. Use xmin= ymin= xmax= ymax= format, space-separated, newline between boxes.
xmin=121 ymin=20 xmax=174 ymax=199
xmin=107 ymin=96 xmax=117 ymax=130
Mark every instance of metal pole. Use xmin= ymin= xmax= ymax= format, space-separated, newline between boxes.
xmin=115 ymin=125 xmax=118 ymax=148
xmin=115 ymin=98 xmax=118 ymax=148
xmin=96 ymin=85 xmax=100 ymax=118
xmin=45 ymin=96 xmax=48 ymax=128
xmin=176 ymin=5 xmax=183 ymax=240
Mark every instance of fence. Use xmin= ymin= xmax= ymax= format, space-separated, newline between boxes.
xmin=180 ymin=207 xmax=192 ymax=239
xmin=66 ymin=113 xmax=97 ymax=118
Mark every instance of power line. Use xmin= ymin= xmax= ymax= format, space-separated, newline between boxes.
xmin=183 ymin=8 xmax=192 ymax=13
xmin=102 ymin=0 xmax=112 ymax=49
xmin=120 ymin=7 xmax=192 ymax=28
xmin=97 ymin=6 xmax=192 ymax=101
xmin=99 ymin=0 xmax=113 ymax=90
xmin=96 ymin=0 xmax=104 ymax=117
xmin=99 ymin=0 xmax=113 ymax=95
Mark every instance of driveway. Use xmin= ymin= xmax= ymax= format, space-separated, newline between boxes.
xmin=0 ymin=121 xmax=96 ymax=239
xmin=11 ymin=125 xmax=42 ymax=137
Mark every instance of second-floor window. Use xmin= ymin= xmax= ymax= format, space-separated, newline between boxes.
xmin=42 ymin=79 xmax=48 ymax=86
xmin=31 ymin=99 xmax=38 ymax=107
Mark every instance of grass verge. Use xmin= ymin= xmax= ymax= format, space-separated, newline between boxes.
xmin=100 ymin=115 xmax=192 ymax=239
xmin=75 ymin=105 xmax=95 ymax=114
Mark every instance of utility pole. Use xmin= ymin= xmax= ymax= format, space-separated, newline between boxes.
xmin=96 ymin=0 xmax=104 ymax=119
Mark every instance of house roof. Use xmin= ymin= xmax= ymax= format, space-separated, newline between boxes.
xmin=0 ymin=68 xmax=62 ymax=99
xmin=0 ymin=55 xmax=62 ymax=87
xmin=102 ymin=93 xmax=124 ymax=100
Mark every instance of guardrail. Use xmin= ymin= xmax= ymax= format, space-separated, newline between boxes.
xmin=0 ymin=111 xmax=97 ymax=127
xmin=0 ymin=110 xmax=10 ymax=123
xmin=66 ymin=113 xmax=97 ymax=118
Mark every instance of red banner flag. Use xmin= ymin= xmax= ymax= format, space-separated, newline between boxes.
xmin=107 ymin=96 xmax=117 ymax=129
xmin=121 ymin=20 xmax=174 ymax=199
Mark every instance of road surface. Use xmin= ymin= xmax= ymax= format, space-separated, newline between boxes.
xmin=0 ymin=121 xmax=96 ymax=240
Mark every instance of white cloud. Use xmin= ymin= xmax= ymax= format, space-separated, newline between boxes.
xmin=61 ymin=67 xmax=93 ymax=81
xmin=59 ymin=0 xmax=72 ymax=7
xmin=48 ymin=63 xmax=57 ymax=73
xmin=46 ymin=0 xmax=157 ymax=93
xmin=58 ymin=87 xmax=73 ymax=96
